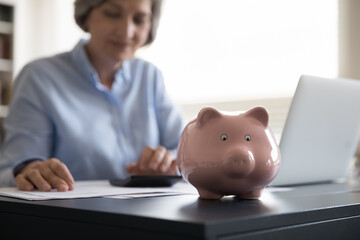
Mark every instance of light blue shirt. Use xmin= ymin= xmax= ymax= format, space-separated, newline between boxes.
xmin=0 ymin=39 xmax=184 ymax=187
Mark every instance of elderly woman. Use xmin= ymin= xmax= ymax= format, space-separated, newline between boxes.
xmin=0 ymin=0 xmax=184 ymax=191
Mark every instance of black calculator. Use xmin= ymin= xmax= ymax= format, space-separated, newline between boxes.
xmin=109 ymin=175 xmax=183 ymax=187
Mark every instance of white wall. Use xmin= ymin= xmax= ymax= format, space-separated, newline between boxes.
xmin=339 ymin=0 xmax=360 ymax=79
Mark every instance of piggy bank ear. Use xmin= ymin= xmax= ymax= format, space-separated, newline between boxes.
xmin=243 ymin=106 xmax=269 ymax=127
xmin=196 ymin=107 xmax=222 ymax=128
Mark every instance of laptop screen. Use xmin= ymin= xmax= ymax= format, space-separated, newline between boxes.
xmin=270 ymin=75 xmax=360 ymax=186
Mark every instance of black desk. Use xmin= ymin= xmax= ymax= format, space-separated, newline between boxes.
xmin=1 ymin=182 xmax=360 ymax=240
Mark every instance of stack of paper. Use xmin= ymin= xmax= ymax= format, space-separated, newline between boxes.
xmin=0 ymin=180 xmax=198 ymax=201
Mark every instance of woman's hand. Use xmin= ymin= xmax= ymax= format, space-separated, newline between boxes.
xmin=126 ymin=146 xmax=178 ymax=175
xmin=14 ymin=158 xmax=75 ymax=192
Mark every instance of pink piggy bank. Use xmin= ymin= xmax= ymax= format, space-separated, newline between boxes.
xmin=177 ymin=106 xmax=280 ymax=199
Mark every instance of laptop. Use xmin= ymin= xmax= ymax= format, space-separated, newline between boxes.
xmin=270 ymin=75 xmax=360 ymax=186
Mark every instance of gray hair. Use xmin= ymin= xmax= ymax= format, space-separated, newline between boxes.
xmin=74 ymin=0 xmax=162 ymax=46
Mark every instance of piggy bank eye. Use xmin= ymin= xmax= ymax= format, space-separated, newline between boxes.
xmin=220 ymin=134 xmax=228 ymax=141
xmin=245 ymin=134 xmax=251 ymax=141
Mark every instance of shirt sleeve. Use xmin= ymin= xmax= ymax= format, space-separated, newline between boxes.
xmin=153 ymin=68 xmax=185 ymax=152
xmin=0 ymin=63 xmax=53 ymax=187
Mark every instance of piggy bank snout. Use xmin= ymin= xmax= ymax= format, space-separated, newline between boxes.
xmin=224 ymin=147 xmax=255 ymax=177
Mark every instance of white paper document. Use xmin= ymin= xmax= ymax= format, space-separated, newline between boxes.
xmin=0 ymin=180 xmax=198 ymax=201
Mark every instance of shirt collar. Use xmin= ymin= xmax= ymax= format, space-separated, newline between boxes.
xmin=71 ymin=39 xmax=131 ymax=85
xmin=71 ymin=39 xmax=97 ymax=80
xmin=114 ymin=59 xmax=131 ymax=84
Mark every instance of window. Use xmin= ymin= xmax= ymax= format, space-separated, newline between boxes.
xmin=137 ymin=0 xmax=338 ymax=104
xmin=15 ymin=0 xmax=338 ymax=105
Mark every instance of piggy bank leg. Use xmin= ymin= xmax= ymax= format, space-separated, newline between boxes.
xmin=197 ymin=188 xmax=223 ymax=200
xmin=237 ymin=189 xmax=263 ymax=199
